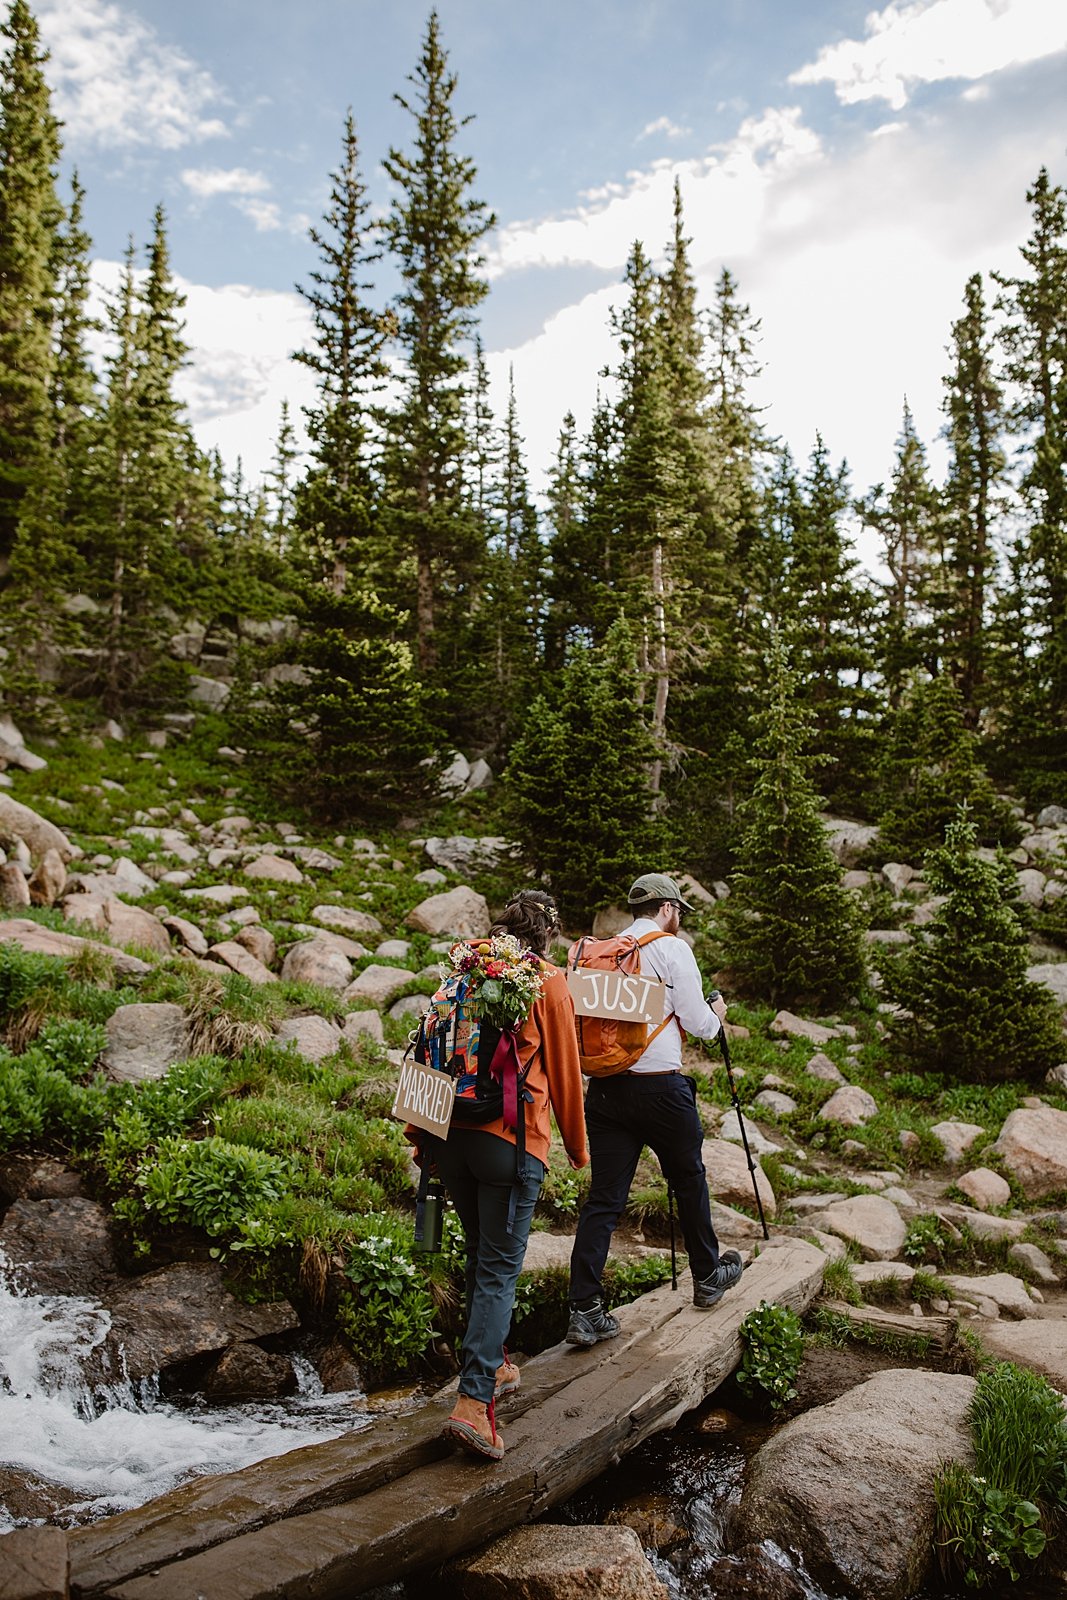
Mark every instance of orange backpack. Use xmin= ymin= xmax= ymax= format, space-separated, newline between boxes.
xmin=567 ymin=930 xmax=681 ymax=1077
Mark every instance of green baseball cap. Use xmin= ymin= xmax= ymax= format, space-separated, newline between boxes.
xmin=627 ymin=872 xmax=693 ymax=912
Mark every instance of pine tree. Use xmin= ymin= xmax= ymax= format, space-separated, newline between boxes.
xmin=293 ymin=112 xmax=385 ymax=593
xmin=0 ymin=0 xmax=61 ymax=568
xmin=238 ymin=583 xmax=437 ymax=822
xmin=886 ymin=811 xmax=1063 ymax=1083
xmin=499 ymin=619 xmax=665 ymax=923
xmin=264 ymin=400 xmax=299 ymax=553
xmin=860 ymin=401 xmax=945 ymax=705
xmin=380 ymin=10 xmax=494 ymax=673
xmin=545 ymin=393 xmax=620 ymax=655
xmin=718 ymin=636 xmax=866 ymax=1009
xmin=940 ymin=273 xmax=1006 ymax=725
xmin=993 ymin=168 xmax=1067 ymax=792
xmin=705 ymin=266 xmax=767 ymax=564
xmin=876 ymin=673 xmax=1017 ymax=860
xmin=784 ymin=436 xmax=879 ymax=811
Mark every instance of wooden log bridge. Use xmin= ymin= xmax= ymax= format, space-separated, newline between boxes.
xmin=69 ymin=1238 xmax=826 ymax=1600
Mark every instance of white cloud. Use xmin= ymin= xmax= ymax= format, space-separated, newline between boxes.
xmin=639 ymin=115 xmax=690 ymax=141
xmin=90 ymin=260 xmax=316 ymax=480
xmin=487 ymin=107 xmax=821 ymax=279
xmin=487 ymin=76 xmax=1052 ymax=518
xmin=38 ymin=0 xmax=228 ymax=149
xmin=235 ymin=197 xmax=284 ymax=233
xmin=181 ymin=167 xmax=270 ymax=199
xmin=790 ymin=0 xmax=1067 ymax=109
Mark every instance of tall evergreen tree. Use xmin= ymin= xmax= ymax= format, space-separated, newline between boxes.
xmin=380 ymin=10 xmax=494 ymax=673
xmin=0 ymin=0 xmax=61 ymax=569
xmin=264 ymin=400 xmax=299 ymax=553
xmin=718 ymin=636 xmax=866 ymax=1009
xmin=499 ymin=619 xmax=665 ymax=924
xmin=705 ymin=266 xmax=767 ymax=564
xmin=860 ymin=401 xmax=944 ymax=705
xmin=993 ymin=168 xmax=1067 ymax=790
xmin=784 ymin=436 xmax=878 ymax=810
xmin=940 ymin=273 xmax=1006 ymax=725
xmin=876 ymin=673 xmax=1017 ymax=859
xmin=886 ymin=811 xmax=1063 ymax=1084
xmin=293 ymin=112 xmax=385 ymax=593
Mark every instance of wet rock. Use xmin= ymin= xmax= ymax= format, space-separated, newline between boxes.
xmin=606 ymin=1494 xmax=689 ymax=1553
xmin=731 ymin=1368 xmax=975 ymax=1600
xmin=344 ymin=963 xmax=418 ymax=1006
xmin=274 ymin=1015 xmax=341 ymax=1063
xmin=0 ymin=1197 xmax=121 ymax=1298
xmin=817 ymin=1085 xmax=878 ymax=1126
xmin=956 ymin=1167 xmax=1011 ymax=1210
xmin=0 ymin=793 xmax=75 ymax=862
xmin=96 ymin=1261 xmax=298 ymax=1387
xmin=103 ymin=1002 xmax=189 ymax=1083
xmin=280 ymin=938 xmax=353 ymax=991
xmin=453 ymin=1523 xmax=669 ymax=1600
xmin=311 ymin=904 xmax=382 ymax=937
xmin=0 ymin=1521 xmax=71 ymax=1595
xmin=316 ymin=1337 xmax=364 ymax=1394
xmin=201 ymin=1342 xmax=298 ymax=1404
xmin=812 ymin=1195 xmax=906 ymax=1260
xmin=243 ymin=852 xmax=303 ymax=884
xmin=405 ymin=885 xmax=489 ymax=939
xmin=991 ymin=1106 xmax=1067 ymax=1199
xmin=27 ymin=848 xmax=66 ymax=907
xmin=702 ymin=1138 xmax=777 ymax=1219
xmin=705 ymin=1545 xmax=808 ymax=1600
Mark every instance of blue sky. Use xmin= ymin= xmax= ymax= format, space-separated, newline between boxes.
xmin=32 ymin=0 xmax=1067 ymax=528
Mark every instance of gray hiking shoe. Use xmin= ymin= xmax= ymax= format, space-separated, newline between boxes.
xmin=566 ymin=1297 xmax=620 ymax=1346
xmin=693 ymin=1250 xmax=743 ymax=1309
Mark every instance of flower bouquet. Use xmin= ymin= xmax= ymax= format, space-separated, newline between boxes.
xmin=444 ymin=934 xmax=544 ymax=1029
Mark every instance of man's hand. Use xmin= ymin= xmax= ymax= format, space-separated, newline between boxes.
xmin=706 ymin=992 xmax=728 ymax=1025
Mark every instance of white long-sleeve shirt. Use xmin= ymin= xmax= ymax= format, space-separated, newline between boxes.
xmin=621 ymin=917 xmax=722 ymax=1073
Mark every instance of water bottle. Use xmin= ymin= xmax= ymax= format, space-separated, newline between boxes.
xmin=414 ymin=1179 xmax=445 ymax=1253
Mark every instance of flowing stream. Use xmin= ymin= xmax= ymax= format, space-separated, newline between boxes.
xmin=0 ymin=1261 xmax=370 ymax=1534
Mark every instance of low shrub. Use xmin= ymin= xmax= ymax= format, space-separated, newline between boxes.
xmin=737 ymin=1299 xmax=805 ymax=1410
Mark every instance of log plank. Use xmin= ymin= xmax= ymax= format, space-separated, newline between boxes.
xmin=69 ymin=1270 xmax=686 ymax=1598
xmin=819 ymin=1298 xmax=957 ymax=1351
xmin=83 ymin=1239 xmax=825 ymax=1600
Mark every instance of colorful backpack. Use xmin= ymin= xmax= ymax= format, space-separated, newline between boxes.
xmin=567 ymin=930 xmax=681 ymax=1076
xmin=407 ymin=964 xmax=540 ymax=1237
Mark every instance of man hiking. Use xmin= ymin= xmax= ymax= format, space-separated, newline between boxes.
xmin=566 ymin=872 xmax=743 ymax=1344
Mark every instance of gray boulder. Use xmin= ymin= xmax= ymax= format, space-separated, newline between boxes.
xmin=731 ymin=1369 xmax=975 ymax=1600
xmin=0 ymin=1197 xmax=121 ymax=1298
xmin=280 ymin=938 xmax=353 ymax=991
xmin=274 ymin=1014 xmax=342 ymax=1062
xmin=405 ymin=885 xmax=488 ymax=938
xmin=104 ymin=1002 xmax=190 ymax=1083
xmin=0 ymin=793 xmax=75 ymax=862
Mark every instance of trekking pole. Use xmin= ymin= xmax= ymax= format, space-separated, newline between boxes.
xmin=667 ymin=1179 xmax=678 ymax=1291
xmin=706 ymin=990 xmax=770 ymax=1241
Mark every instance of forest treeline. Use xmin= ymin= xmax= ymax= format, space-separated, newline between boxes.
xmin=0 ymin=1 xmax=1065 ymax=880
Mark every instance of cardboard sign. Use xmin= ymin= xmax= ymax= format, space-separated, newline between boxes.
xmin=567 ymin=968 xmax=666 ymax=1025
xmin=393 ymin=1056 xmax=455 ymax=1138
